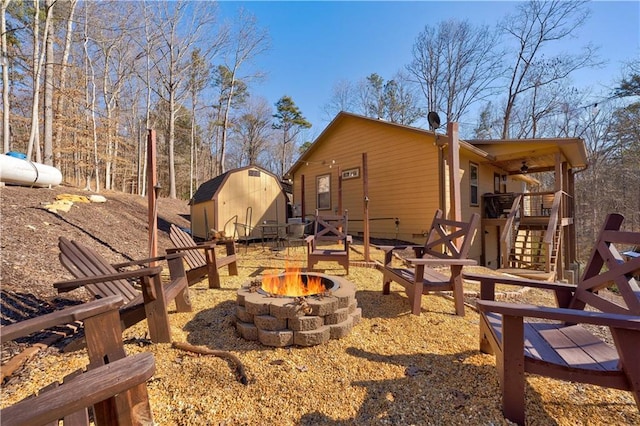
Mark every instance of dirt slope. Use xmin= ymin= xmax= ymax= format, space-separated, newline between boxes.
xmin=1 ymin=184 xmax=191 ymax=302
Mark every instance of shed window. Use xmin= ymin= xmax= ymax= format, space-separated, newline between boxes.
xmin=317 ymin=174 xmax=331 ymax=210
xmin=470 ymin=162 xmax=479 ymax=206
xmin=248 ymin=170 xmax=260 ymax=177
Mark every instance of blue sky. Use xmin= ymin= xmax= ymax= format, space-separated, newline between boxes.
xmin=217 ymin=1 xmax=640 ymax=140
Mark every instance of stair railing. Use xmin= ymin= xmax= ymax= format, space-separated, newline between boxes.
xmin=543 ymin=191 xmax=563 ymax=272
xmin=500 ymin=193 xmax=523 ymax=268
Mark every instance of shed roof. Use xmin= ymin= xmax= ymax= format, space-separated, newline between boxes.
xmin=190 ymin=165 xmax=282 ymax=205
xmin=190 ymin=172 xmax=229 ymax=205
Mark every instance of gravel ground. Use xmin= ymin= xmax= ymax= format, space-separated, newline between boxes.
xmin=1 ymin=186 xmax=638 ymax=425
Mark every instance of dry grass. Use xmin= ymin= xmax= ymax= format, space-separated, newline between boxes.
xmin=2 ymin=242 xmax=638 ymax=425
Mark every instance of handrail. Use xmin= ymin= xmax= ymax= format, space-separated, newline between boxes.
xmin=500 ymin=194 xmax=522 ymax=268
xmin=543 ymin=191 xmax=563 ymax=245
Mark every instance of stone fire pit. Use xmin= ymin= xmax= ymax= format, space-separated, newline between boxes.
xmin=235 ymin=273 xmax=361 ymax=347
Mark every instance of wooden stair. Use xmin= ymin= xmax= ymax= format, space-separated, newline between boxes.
xmin=506 ymin=221 xmax=561 ymax=277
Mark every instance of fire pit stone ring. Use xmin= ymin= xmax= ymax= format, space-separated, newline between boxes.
xmin=236 ymin=274 xmax=361 ymax=347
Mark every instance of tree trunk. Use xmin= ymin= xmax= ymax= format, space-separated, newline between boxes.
xmin=1 ymin=0 xmax=11 ymax=153
xmin=43 ymin=0 xmax=54 ymax=165
xmin=53 ymin=0 xmax=77 ymax=169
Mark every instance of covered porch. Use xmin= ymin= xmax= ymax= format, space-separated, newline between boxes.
xmin=467 ymin=138 xmax=588 ymax=283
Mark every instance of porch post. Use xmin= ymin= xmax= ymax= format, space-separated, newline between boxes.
xmin=447 ymin=122 xmax=462 ymax=224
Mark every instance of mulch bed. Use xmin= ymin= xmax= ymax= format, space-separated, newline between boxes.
xmin=1 ymin=185 xmax=638 ymax=425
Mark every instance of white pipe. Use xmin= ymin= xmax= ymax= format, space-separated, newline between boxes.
xmin=0 ymin=153 xmax=62 ymax=187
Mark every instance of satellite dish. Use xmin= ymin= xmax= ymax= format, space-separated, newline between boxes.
xmin=427 ymin=111 xmax=441 ymax=130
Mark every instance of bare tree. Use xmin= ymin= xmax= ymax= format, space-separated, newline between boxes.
xmin=231 ymin=96 xmax=273 ymax=167
xmin=322 ymin=79 xmax=356 ymax=121
xmin=407 ymin=18 xmax=503 ymax=123
xmin=82 ymin=2 xmax=99 ymax=191
xmin=499 ymin=0 xmax=599 ymax=138
xmin=53 ymin=0 xmax=77 ymax=168
xmin=148 ymin=0 xmax=226 ymax=198
xmin=26 ymin=0 xmax=54 ymax=162
xmin=186 ymin=48 xmax=209 ymax=198
xmin=1 ymin=0 xmax=11 ymax=152
xmin=216 ymin=8 xmax=269 ymax=174
xmin=92 ymin=2 xmax=140 ymax=191
xmin=41 ymin=0 xmax=54 ymax=164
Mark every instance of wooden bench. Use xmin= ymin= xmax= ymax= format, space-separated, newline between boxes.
xmin=1 ymin=296 xmax=155 ymax=425
xmin=55 ymin=237 xmax=192 ymax=343
xmin=167 ymin=224 xmax=238 ymax=288
xmin=464 ymin=213 xmax=640 ymax=425
xmin=377 ymin=209 xmax=480 ymax=316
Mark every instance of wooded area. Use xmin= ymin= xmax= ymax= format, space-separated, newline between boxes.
xmin=2 ymin=0 xmax=638 ymax=261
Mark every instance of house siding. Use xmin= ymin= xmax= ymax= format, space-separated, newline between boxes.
xmin=293 ymin=116 xmax=441 ymax=243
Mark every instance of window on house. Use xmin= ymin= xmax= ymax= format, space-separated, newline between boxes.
xmin=317 ymin=174 xmax=331 ymax=210
xmin=470 ymin=163 xmax=479 ymax=206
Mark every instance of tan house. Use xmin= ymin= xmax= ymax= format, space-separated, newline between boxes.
xmin=189 ymin=165 xmax=287 ymax=240
xmin=286 ymin=112 xmax=588 ymax=282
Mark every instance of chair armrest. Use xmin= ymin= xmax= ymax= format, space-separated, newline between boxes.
xmin=305 ymin=235 xmax=315 ymax=243
xmin=1 ymin=353 xmax=155 ymax=426
xmin=112 ymin=253 xmax=184 ymax=269
xmin=406 ymin=258 xmax=477 ymax=266
xmin=1 ymin=296 xmax=125 ymax=342
xmin=463 ymin=272 xmax=577 ymax=305
xmin=53 ymin=266 xmax=163 ymax=292
xmin=463 ymin=272 xmax=577 ymax=291
xmin=476 ymin=300 xmax=640 ymax=330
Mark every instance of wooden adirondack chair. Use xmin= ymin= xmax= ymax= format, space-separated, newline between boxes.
xmin=306 ymin=210 xmax=352 ymax=274
xmin=1 ymin=296 xmax=156 ymax=426
xmin=166 ymin=224 xmax=238 ymax=288
xmin=55 ymin=237 xmax=192 ymax=343
xmin=377 ymin=209 xmax=480 ymax=316
xmin=464 ymin=213 xmax=640 ymax=425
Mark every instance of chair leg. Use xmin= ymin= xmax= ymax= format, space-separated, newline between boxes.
xmin=611 ymin=328 xmax=640 ymax=409
xmin=500 ymin=315 xmax=526 ymax=425
xmin=450 ymin=265 xmax=465 ymax=316
xmin=225 ymin=242 xmax=239 ymax=276
xmin=205 ymin=248 xmax=221 ymax=289
xmin=167 ymin=256 xmax=192 ymax=313
xmin=411 ymin=280 xmax=423 ymax=316
xmin=410 ymin=266 xmax=425 ymax=315
xmin=142 ymin=275 xmax=172 ymax=343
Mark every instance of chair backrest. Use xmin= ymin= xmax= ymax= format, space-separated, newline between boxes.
xmin=287 ymin=222 xmax=306 ymax=238
xmin=234 ymin=221 xmax=252 ymax=238
xmin=569 ymin=213 xmax=640 ymax=316
xmin=422 ymin=209 xmax=480 ymax=260
xmin=262 ymin=220 xmax=282 ymax=238
xmin=58 ymin=237 xmax=139 ymax=303
xmin=169 ymin=224 xmax=206 ymax=269
xmin=313 ymin=210 xmax=349 ymax=245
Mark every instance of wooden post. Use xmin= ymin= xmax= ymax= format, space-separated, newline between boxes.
xmin=337 ymin=166 xmax=343 ymax=215
xmin=447 ymin=122 xmax=461 ymax=224
xmin=147 ymin=129 xmax=158 ymax=263
xmin=447 ymin=122 xmax=462 ymax=250
xmin=300 ymin=174 xmax=305 ymax=219
xmin=363 ymin=153 xmax=370 ymax=262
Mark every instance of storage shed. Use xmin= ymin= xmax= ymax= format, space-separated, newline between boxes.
xmin=189 ymin=166 xmax=287 ymax=240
